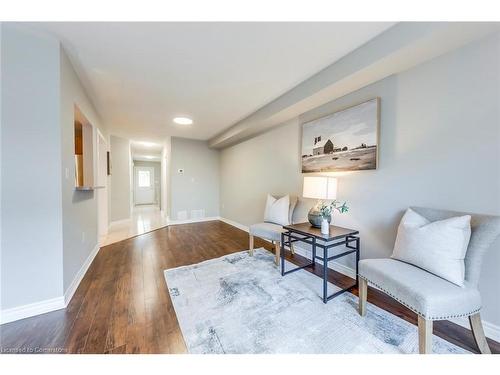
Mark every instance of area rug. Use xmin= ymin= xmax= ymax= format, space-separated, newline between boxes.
xmin=164 ymin=248 xmax=469 ymax=354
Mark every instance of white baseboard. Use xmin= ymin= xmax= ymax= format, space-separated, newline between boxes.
xmin=64 ymin=243 xmax=101 ymax=305
xmin=219 ymin=217 xmax=249 ymax=232
xmin=109 ymin=218 xmax=131 ymax=227
xmin=1 ymin=244 xmax=101 ymax=325
xmin=167 ymin=216 xmax=220 ymax=226
xmin=329 ymin=260 xmax=357 ymax=279
xmin=0 ymin=297 xmax=65 ymax=325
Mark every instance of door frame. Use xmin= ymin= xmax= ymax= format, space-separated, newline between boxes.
xmin=96 ymin=129 xmax=108 ymax=237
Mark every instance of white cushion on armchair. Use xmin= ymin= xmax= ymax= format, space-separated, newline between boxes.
xmin=249 ymin=222 xmax=284 ymax=242
xmin=264 ymin=194 xmax=290 ymax=226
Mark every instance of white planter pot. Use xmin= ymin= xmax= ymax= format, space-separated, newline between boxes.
xmin=321 ymin=218 xmax=329 ymax=235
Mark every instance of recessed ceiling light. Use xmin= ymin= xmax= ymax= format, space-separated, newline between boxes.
xmin=173 ymin=117 xmax=193 ymax=125
xmin=144 ymin=155 xmax=155 ymax=159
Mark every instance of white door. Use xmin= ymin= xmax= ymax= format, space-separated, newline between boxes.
xmin=134 ymin=166 xmax=155 ymax=205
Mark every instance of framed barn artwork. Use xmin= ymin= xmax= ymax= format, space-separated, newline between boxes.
xmin=301 ymin=98 xmax=380 ymax=173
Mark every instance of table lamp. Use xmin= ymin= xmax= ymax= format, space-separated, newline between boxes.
xmin=302 ymin=176 xmax=337 ymax=227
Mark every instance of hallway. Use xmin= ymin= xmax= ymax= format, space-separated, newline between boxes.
xmin=101 ymin=205 xmax=168 ymax=246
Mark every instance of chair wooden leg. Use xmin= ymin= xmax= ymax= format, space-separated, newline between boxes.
xmin=358 ymin=277 xmax=367 ymax=317
xmin=418 ymin=316 xmax=433 ymax=354
xmin=274 ymin=241 xmax=280 ymax=265
xmin=469 ymin=313 xmax=491 ymax=354
xmin=290 ymin=243 xmax=295 ymax=254
xmin=249 ymin=234 xmax=254 ymax=256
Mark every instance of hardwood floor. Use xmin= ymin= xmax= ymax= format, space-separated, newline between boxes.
xmin=1 ymin=220 xmax=498 ymax=354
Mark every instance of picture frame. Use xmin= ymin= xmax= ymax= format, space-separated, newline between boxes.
xmin=301 ymin=98 xmax=380 ymax=173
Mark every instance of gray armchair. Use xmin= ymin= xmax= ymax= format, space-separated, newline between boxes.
xmin=358 ymin=207 xmax=500 ymax=354
xmin=249 ymin=195 xmax=298 ymax=265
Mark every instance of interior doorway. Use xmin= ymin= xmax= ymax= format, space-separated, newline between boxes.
xmin=102 ymin=143 xmax=166 ymax=246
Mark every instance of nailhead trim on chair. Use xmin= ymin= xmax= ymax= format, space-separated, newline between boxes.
xmin=359 ymin=275 xmax=482 ymax=321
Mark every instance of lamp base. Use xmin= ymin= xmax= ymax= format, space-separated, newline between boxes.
xmin=308 ymin=206 xmax=331 ymax=228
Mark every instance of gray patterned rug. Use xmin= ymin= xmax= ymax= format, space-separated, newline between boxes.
xmin=164 ymin=248 xmax=469 ymax=354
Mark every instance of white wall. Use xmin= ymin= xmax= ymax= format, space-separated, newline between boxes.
xmin=1 ymin=24 xmax=111 ymax=318
xmin=160 ymin=140 xmax=169 ymax=216
xmin=109 ymin=135 xmax=131 ymax=222
xmin=220 ymin=118 xmax=303 ymax=224
xmin=220 ymin=33 xmax=500 ymax=331
xmin=60 ymin=48 xmax=108 ymax=294
xmin=1 ymin=24 xmax=64 ymax=309
xmin=170 ymin=137 xmax=220 ymax=220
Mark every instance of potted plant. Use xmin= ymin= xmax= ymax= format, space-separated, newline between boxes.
xmin=318 ymin=200 xmax=349 ymax=235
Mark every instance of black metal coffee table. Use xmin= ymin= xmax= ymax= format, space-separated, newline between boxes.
xmin=280 ymin=222 xmax=360 ymax=304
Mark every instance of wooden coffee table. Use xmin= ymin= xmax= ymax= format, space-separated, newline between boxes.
xmin=281 ymin=222 xmax=360 ymax=303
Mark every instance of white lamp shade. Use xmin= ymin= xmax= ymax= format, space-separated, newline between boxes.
xmin=302 ymin=176 xmax=337 ymax=200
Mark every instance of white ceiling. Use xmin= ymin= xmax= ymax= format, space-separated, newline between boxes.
xmin=130 ymin=141 xmax=163 ymax=161
xmin=34 ymin=22 xmax=394 ymax=143
xmin=208 ymin=22 xmax=500 ymax=148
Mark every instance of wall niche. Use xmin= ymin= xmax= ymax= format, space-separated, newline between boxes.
xmin=74 ymin=105 xmax=101 ymax=190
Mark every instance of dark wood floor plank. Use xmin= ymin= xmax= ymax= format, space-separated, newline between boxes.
xmin=105 ymin=344 xmax=127 ymax=354
xmin=124 ymin=241 xmax=147 ymax=354
xmin=143 ymin=244 xmax=163 ymax=353
xmin=64 ymin=241 xmax=118 ymax=353
xmin=104 ymin=243 xmax=132 ymax=352
xmin=1 ymin=220 xmax=498 ymax=354
xmin=83 ymin=243 xmax=129 ymax=353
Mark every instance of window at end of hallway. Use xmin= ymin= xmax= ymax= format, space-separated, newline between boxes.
xmin=138 ymin=170 xmax=151 ymax=188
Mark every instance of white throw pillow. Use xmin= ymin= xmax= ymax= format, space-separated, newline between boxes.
xmin=288 ymin=195 xmax=298 ymax=224
xmin=391 ymin=208 xmax=471 ymax=286
xmin=264 ymin=194 xmax=290 ymax=226
xmin=272 ymin=194 xmax=297 ymax=224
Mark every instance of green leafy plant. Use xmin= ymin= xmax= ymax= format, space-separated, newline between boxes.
xmin=319 ymin=200 xmax=349 ymax=218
